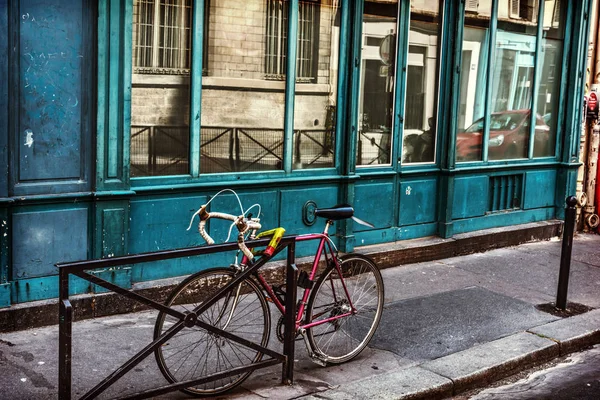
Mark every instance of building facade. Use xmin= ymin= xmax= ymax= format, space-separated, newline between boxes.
xmin=0 ymin=0 xmax=591 ymax=307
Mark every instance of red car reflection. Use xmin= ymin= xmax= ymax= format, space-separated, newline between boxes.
xmin=456 ymin=110 xmax=552 ymax=162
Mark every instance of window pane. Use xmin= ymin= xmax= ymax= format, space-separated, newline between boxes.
xmin=535 ymin=0 xmax=565 ymax=157
xmin=402 ymin=1 xmax=441 ymax=164
xmin=293 ymin=0 xmax=339 ymax=170
xmin=201 ymin=0 xmax=286 ymax=173
xmin=357 ymin=0 xmax=399 ymax=167
xmin=455 ymin=2 xmax=491 ymax=162
xmin=488 ymin=0 xmax=538 ymax=160
xmin=131 ymin=0 xmax=192 ymax=177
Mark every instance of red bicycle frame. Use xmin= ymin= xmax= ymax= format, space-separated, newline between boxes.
xmin=242 ymin=228 xmax=356 ymax=332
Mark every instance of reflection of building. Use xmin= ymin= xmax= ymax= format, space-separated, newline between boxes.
xmin=0 ymin=0 xmax=592 ymax=309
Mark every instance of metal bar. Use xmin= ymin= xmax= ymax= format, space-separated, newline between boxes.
xmin=60 ymin=236 xmax=297 ymax=399
xmin=194 ymin=318 xmax=284 ymax=360
xmin=118 ymin=358 xmax=282 ymax=400
xmin=56 ymin=237 xmax=279 ymax=272
xmin=556 ymin=195 xmax=578 ymax=309
xmin=74 ymin=271 xmax=186 ymax=319
xmin=283 ymin=241 xmax=297 ymax=385
xmin=80 ymin=316 xmax=187 ymax=400
xmin=58 ymin=268 xmax=72 ymax=400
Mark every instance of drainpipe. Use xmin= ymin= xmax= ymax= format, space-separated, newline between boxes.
xmin=579 ymin=0 xmax=599 ymax=230
xmin=583 ymin=0 xmax=600 ymax=231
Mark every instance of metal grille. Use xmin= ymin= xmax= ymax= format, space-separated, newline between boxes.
xmin=488 ymin=174 xmax=523 ymax=212
xmin=200 ymin=128 xmax=284 ymax=173
xmin=132 ymin=0 xmax=192 ymax=73
xmin=265 ymin=0 xmax=318 ymax=81
xmin=131 ymin=125 xmax=190 ymax=177
xmin=293 ymin=129 xmax=335 ymax=169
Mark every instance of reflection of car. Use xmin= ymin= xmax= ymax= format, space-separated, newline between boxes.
xmin=456 ymin=110 xmax=551 ymax=162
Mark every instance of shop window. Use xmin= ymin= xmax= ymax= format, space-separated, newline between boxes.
xmin=401 ymin=1 xmax=442 ymax=164
xmin=265 ymin=0 xmax=320 ymax=82
xmin=130 ymin=0 xmax=336 ymax=177
xmin=356 ymin=0 xmax=399 ymax=167
xmin=455 ymin=0 xmax=562 ymax=163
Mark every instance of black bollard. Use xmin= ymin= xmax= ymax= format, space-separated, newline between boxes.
xmin=556 ymin=196 xmax=578 ymax=310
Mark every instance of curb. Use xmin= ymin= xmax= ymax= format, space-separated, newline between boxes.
xmin=300 ymin=310 xmax=600 ymax=399
xmin=0 ymin=220 xmax=562 ymax=333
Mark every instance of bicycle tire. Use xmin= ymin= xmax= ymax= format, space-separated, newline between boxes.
xmin=306 ymin=254 xmax=384 ymax=364
xmin=154 ymin=267 xmax=271 ymax=396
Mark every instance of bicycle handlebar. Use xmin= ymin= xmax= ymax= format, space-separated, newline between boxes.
xmin=196 ymin=205 xmax=262 ymax=260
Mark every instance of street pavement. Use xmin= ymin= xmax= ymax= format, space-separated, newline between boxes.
xmin=1 ymin=232 xmax=599 ymax=399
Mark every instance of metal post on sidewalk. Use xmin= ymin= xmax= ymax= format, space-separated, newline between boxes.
xmin=556 ymin=196 xmax=578 ymax=310
xmin=282 ymin=240 xmax=297 ymax=385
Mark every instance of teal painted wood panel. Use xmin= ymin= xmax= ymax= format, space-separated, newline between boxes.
xmin=354 ymin=182 xmax=394 ymax=232
xmin=129 ymin=195 xmax=211 ymax=282
xmin=101 ymin=208 xmax=127 ymax=258
xmin=452 ymin=208 xmax=555 ymax=235
xmin=0 ymin=0 xmax=7 ymax=197
xmin=280 ymin=187 xmax=338 ymax=234
xmin=129 ymin=196 xmax=208 ymax=253
xmin=11 ymin=274 xmax=90 ymax=304
xmin=0 ymin=208 xmax=8 ymax=284
xmin=280 ymin=187 xmax=338 ymax=256
xmin=452 ymin=176 xmax=489 ymax=219
xmin=12 ymin=208 xmax=88 ymax=279
xmin=91 ymin=268 xmax=132 ymax=294
xmin=399 ymin=179 xmax=437 ymax=225
xmin=354 ymin=228 xmax=397 ymax=247
xmin=208 ymin=191 xmax=278 ymax=244
xmin=14 ymin=0 xmax=92 ymax=194
xmin=523 ymin=170 xmax=557 ymax=209
xmin=0 ymin=283 xmax=9 ymax=308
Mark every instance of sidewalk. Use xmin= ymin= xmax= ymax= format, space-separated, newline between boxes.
xmin=1 ymin=228 xmax=599 ymax=399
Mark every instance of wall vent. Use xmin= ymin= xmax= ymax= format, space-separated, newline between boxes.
xmin=488 ymin=174 xmax=523 ymax=212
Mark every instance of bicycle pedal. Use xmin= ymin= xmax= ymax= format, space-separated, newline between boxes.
xmin=308 ymin=354 xmax=328 ymax=367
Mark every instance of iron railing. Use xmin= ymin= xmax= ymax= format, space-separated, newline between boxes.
xmin=57 ymin=237 xmax=298 ymax=399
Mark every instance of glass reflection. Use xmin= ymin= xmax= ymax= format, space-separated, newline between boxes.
xmin=292 ymin=1 xmax=340 ymax=170
xmin=356 ymin=0 xmax=398 ymax=166
xmin=201 ymin=0 xmax=287 ymax=173
xmin=130 ymin=0 xmax=192 ymax=177
xmin=402 ymin=1 xmax=441 ymax=164
xmin=455 ymin=1 xmax=491 ymax=162
xmin=535 ymin=0 xmax=564 ymax=157
xmin=487 ymin=0 xmax=538 ymax=160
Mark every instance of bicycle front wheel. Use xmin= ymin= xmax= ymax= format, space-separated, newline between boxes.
xmin=306 ymin=254 xmax=384 ymax=364
xmin=154 ymin=268 xmax=271 ymax=396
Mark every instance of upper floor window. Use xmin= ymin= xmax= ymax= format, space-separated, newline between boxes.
xmin=132 ymin=0 xmax=193 ymax=74
xmin=265 ymin=0 xmax=320 ymax=82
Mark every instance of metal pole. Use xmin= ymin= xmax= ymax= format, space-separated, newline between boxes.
xmin=556 ymin=196 xmax=578 ymax=310
xmin=282 ymin=241 xmax=297 ymax=385
xmin=58 ymin=268 xmax=72 ymax=400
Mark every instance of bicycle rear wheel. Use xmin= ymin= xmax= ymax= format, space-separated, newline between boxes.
xmin=154 ymin=268 xmax=271 ymax=396
xmin=306 ymin=254 xmax=384 ymax=364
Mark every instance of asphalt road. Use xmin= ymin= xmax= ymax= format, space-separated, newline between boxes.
xmin=468 ymin=345 xmax=600 ymax=400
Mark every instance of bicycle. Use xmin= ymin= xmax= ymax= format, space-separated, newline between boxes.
xmin=153 ymin=191 xmax=384 ymax=396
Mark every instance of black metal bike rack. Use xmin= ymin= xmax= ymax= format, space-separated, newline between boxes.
xmin=57 ymin=236 xmax=298 ymax=400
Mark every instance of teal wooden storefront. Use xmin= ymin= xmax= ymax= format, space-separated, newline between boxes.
xmin=0 ymin=0 xmax=592 ymax=307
